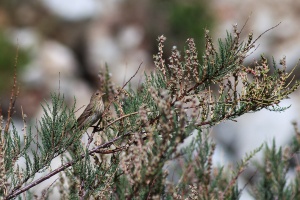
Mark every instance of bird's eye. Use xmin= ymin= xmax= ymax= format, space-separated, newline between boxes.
xmin=96 ymin=92 xmax=99 ymax=95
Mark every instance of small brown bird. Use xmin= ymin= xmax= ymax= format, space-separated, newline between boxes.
xmin=75 ymin=90 xmax=105 ymax=130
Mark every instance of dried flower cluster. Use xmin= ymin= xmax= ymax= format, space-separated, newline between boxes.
xmin=152 ymin=24 xmax=299 ymax=131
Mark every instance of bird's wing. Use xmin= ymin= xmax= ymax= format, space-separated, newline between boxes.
xmin=76 ymin=103 xmax=94 ymax=129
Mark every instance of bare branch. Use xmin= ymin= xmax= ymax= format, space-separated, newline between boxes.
xmin=5 ymin=131 xmax=133 ymax=199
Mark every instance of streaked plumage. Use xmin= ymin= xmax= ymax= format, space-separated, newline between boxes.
xmin=75 ymin=90 xmax=105 ymax=130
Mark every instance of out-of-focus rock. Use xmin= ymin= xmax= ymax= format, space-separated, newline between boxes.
xmin=41 ymin=0 xmax=101 ymax=21
xmin=86 ymin=15 xmax=151 ymax=87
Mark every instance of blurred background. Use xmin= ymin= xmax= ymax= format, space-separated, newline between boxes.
xmin=1 ymin=0 xmax=300 ymax=199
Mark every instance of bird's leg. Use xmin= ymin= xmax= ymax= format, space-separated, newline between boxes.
xmin=91 ymin=125 xmax=101 ymax=132
xmin=92 ymin=118 xmax=103 ymax=132
xmin=86 ymin=131 xmax=92 ymax=140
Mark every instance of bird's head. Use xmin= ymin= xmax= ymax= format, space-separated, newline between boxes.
xmin=90 ymin=90 xmax=105 ymax=102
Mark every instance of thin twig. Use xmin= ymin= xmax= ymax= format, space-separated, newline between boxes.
xmin=237 ymin=169 xmax=258 ymax=198
xmin=103 ymin=62 xmax=143 ymax=116
xmin=58 ymin=72 xmax=61 ymax=95
xmin=122 ymin=62 xmax=128 ymax=86
xmin=104 ymin=112 xmax=138 ymax=130
xmin=245 ymin=44 xmax=260 ymax=58
xmin=146 ymin=175 xmax=159 ymax=200
xmin=239 ymin=13 xmax=252 ymax=34
xmin=250 ymin=22 xmax=281 ymax=48
xmin=223 ymin=167 xmax=246 ymax=197
xmin=122 ymin=62 xmax=143 ymax=90
xmin=79 ymin=179 xmax=86 ymax=200
xmin=94 ymin=145 xmax=128 ymax=154
xmin=5 ymin=45 xmax=19 ymax=132
xmin=40 ymin=177 xmax=59 ymax=200
xmin=20 ymin=106 xmax=27 ymax=144
xmin=74 ymin=105 xmax=86 ymax=114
